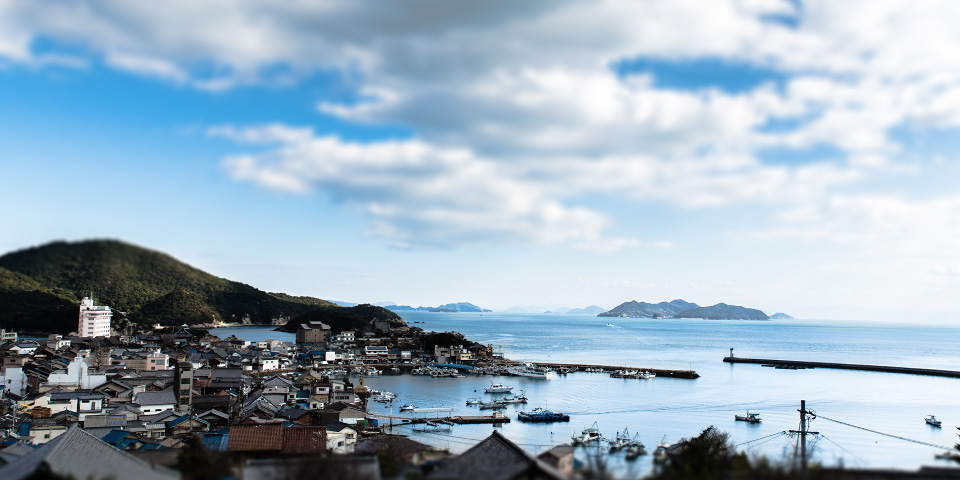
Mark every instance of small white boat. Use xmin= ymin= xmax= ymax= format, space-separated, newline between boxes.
xmin=485 ymin=383 xmax=514 ymax=393
xmin=466 ymin=397 xmax=483 ymax=406
xmin=639 ymin=371 xmax=656 ymax=379
xmin=572 ymin=422 xmax=602 ymax=445
xmin=735 ymin=411 xmax=762 ymax=424
xmin=926 ymin=415 xmax=942 ymax=427
xmin=399 ymin=404 xmax=415 ymax=411
xmin=507 ymin=363 xmax=556 ymax=380
xmin=479 ymin=401 xmax=507 ymax=410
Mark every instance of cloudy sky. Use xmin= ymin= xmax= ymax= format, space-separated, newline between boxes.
xmin=3 ymin=0 xmax=960 ymax=320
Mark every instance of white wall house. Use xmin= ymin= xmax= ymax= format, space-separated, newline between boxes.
xmin=46 ymin=357 xmax=107 ymax=390
xmin=78 ymin=296 xmax=112 ymax=338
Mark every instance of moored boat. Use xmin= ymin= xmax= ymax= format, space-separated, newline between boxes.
xmin=485 ymin=383 xmax=514 ymax=393
xmin=507 ymin=364 xmax=556 ymax=380
xmin=518 ymin=408 xmax=570 ymax=423
xmin=926 ymin=415 xmax=942 ymax=427
xmin=479 ymin=400 xmax=507 ymax=410
xmin=466 ymin=397 xmax=483 ymax=406
xmin=735 ymin=411 xmax=762 ymax=423
xmin=608 ymin=427 xmax=631 ymax=451
xmin=572 ymin=422 xmax=602 ymax=445
xmin=399 ymin=404 xmax=415 ymax=411
xmin=624 ymin=433 xmax=646 ymax=460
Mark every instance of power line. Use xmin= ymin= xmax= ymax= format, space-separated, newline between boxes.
xmin=816 ymin=414 xmax=951 ymax=450
xmin=735 ymin=431 xmax=787 ymax=447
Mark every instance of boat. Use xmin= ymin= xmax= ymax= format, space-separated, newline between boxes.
xmin=501 ymin=390 xmax=528 ymax=404
xmin=639 ymin=371 xmax=656 ymax=379
xmin=485 ymin=383 xmax=514 ymax=393
xmin=479 ymin=401 xmax=507 ymax=410
xmin=399 ymin=404 xmax=416 ymax=411
xmin=925 ymin=415 xmax=942 ymax=427
xmin=507 ymin=364 xmax=556 ymax=380
xmin=517 ymin=408 xmax=570 ymax=423
xmin=466 ymin=397 xmax=483 ymax=406
xmin=608 ymin=427 xmax=631 ymax=451
xmin=652 ymin=437 xmax=670 ymax=463
xmin=735 ymin=411 xmax=762 ymax=423
xmin=624 ymin=433 xmax=646 ymax=460
xmin=572 ymin=422 xmax=602 ymax=445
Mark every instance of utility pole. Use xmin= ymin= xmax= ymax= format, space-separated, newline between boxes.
xmin=789 ymin=400 xmax=819 ymax=480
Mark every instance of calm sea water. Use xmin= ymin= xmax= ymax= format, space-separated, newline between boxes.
xmin=212 ymin=313 xmax=960 ymax=477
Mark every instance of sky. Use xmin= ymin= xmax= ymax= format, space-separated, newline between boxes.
xmin=2 ymin=1 xmax=960 ymax=321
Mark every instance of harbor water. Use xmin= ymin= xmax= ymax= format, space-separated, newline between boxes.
xmin=212 ymin=313 xmax=960 ymax=476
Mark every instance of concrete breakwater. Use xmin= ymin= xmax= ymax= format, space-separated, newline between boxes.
xmin=510 ymin=361 xmax=701 ymax=379
xmin=723 ymin=356 xmax=960 ymax=378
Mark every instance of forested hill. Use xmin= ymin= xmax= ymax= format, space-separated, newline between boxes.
xmin=0 ymin=239 xmax=338 ymax=332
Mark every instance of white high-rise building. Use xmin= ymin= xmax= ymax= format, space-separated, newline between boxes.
xmin=78 ymin=296 xmax=112 ymax=338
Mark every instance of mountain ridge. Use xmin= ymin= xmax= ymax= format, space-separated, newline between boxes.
xmin=0 ymin=239 xmax=374 ymax=333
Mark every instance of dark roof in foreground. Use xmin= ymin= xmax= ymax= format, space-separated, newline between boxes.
xmin=0 ymin=424 xmax=180 ymax=480
xmin=427 ymin=430 xmax=566 ymax=480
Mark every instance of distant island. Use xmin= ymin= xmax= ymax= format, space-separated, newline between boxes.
xmin=600 ymin=299 xmax=777 ymax=320
xmin=769 ymin=312 xmax=794 ymax=319
xmin=385 ymin=302 xmax=491 ymax=313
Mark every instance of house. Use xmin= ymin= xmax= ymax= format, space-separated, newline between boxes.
xmin=45 ymin=356 xmax=107 ymax=390
xmin=32 ymin=391 xmax=107 ymax=419
xmin=325 ymin=421 xmax=359 ymax=453
xmin=0 ymin=424 xmax=180 ymax=480
xmin=427 ymin=430 xmax=567 ymax=480
xmin=295 ymin=322 xmax=331 ymax=345
xmin=355 ymin=436 xmax=447 ymax=466
xmin=537 ymin=444 xmax=575 ymax=477
xmin=226 ymin=422 xmax=327 ymax=455
xmin=134 ymin=391 xmax=177 ymax=415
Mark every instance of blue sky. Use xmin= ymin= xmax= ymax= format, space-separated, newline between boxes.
xmin=3 ymin=1 xmax=960 ymax=321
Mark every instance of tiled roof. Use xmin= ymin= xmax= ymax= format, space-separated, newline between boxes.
xmin=134 ymin=391 xmax=176 ymax=406
xmin=427 ymin=431 xmax=565 ymax=480
xmin=225 ymin=423 xmax=326 ymax=453
xmin=0 ymin=424 xmax=179 ymax=480
xmin=281 ymin=427 xmax=327 ymax=454
xmin=226 ymin=423 xmax=283 ymax=452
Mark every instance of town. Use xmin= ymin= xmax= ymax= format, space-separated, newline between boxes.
xmin=0 ymin=297 xmax=588 ymax=480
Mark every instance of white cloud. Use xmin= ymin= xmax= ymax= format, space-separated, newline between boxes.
xmin=4 ymin=0 xmax=960 ymax=253
xmin=212 ymin=124 xmax=608 ymax=249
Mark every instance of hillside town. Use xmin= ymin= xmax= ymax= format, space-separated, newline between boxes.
xmin=0 ymin=298 xmax=571 ymax=480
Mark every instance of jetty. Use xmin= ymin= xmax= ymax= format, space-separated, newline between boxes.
xmin=522 ymin=362 xmax=699 ymax=379
xmin=723 ymin=352 xmax=960 ymax=379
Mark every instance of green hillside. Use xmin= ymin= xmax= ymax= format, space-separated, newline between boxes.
xmin=277 ymin=304 xmax=405 ymax=335
xmin=0 ymin=239 xmax=338 ymax=332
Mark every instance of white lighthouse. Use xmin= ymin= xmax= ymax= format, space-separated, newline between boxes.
xmin=78 ymin=296 xmax=112 ymax=338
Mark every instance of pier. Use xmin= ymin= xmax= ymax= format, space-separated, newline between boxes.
xmin=723 ymin=355 xmax=960 ymax=378
xmin=522 ymin=361 xmax=700 ymax=379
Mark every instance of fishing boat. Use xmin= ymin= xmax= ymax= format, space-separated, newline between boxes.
xmin=479 ymin=400 xmax=507 ymax=410
xmin=624 ymin=434 xmax=646 ymax=460
xmin=639 ymin=371 xmax=656 ymax=379
xmin=572 ymin=422 xmax=602 ymax=445
xmin=652 ymin=438 xmax=670 ymax=463
xmin=517 ymin=408 xmax=570 ymax=423
xmin=735 ymin=411 xmax=762 ymax=423
xmin=465 ymin=397 xmax=483 ymax=406
xmin=501 ymin=390 xmax=528 ymax=404
xmin=485 ymin=383 xmax=514 ymax=393
xmin=926 ymin=415 xmax=942 ymax=427
xmin=608 ymin=427 xmax=631 ymax=451
xmin=399 ymin=404 xmax=416 ymax=411
xmin=507 ymin=363 xmax=556 ymax=380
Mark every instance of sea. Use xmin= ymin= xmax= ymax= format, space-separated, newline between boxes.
xmin=211 ymin=312 xmax=960 ymax=477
